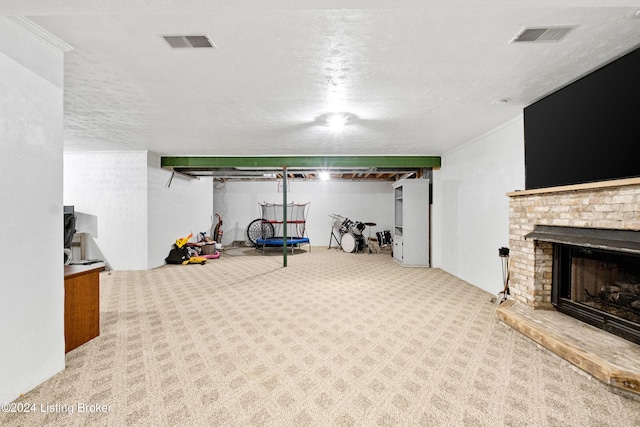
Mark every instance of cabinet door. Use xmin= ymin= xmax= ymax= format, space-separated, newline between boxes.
xmin=393 ymin=236 xmax=403 ymax=262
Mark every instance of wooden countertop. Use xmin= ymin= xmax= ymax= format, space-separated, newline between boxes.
xmin=64 ymin=262 xmax=106 ymax=280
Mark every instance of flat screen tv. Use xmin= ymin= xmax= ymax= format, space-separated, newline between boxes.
xmin=524 ymin=46 xmax=640 ymax=190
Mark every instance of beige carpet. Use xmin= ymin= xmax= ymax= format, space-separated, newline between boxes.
xmin=2 ymin=247 xmax=638 ymax=427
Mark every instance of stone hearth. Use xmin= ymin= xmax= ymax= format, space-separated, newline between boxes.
xmin=501 ymin=177 xmax=640 ymax=398
xmin=496 ymin=300 xmax=640 ymax=398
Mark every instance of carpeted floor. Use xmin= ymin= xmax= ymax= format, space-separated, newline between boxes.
xmin=2 ymin=247 xmax=638 ymax=426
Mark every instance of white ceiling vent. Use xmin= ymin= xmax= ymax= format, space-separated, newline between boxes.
xmin=510 ymin=26 xmax=576 ymax=43
xmin=162 ymin=35 xmax=216 ymax=49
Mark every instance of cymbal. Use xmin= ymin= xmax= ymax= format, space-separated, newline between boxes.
xmin=364 ymin=222 xmax=376 ymax=226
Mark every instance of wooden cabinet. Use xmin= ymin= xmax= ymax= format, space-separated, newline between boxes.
xmin=64 ymin=263 xmax=105 ymax=353
xmin=392 ymin=179 xmax=430 ymax=267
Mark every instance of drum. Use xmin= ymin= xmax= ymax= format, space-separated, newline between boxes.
xmin=341 ymin=233 xmax=356 ymax=252
xmin=341 ymin=218 xmax=354 ymax=234
xmin=341 ymin=232 xmax=366 ymax=253
xmin=376 ymin=230 xmax=393 ymax=246
xmin=350 ymin=221 xmax=366 ymax=235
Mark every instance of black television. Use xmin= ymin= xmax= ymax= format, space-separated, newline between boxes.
xmin=524 ymin=46 xmax=640 ymax=190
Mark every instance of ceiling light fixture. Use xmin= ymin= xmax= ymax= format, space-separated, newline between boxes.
xmin=493 ymin=98 xmax=512 ymax=105
xmin=327 ymin=113 xmax=347 ymax=131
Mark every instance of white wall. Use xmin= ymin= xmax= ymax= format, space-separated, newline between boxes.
xmin=432 ymin=116 xmax=525 ymax=296
xmin=64 ymin=151 xmax=148 ymax=270
xmin=213 ymin=180 xmax=394 ymax=248
xmin=64 ymin=151 xmax=214 ymax=269
xmin=147 ymin=153 xmax=214 ymax=269
xmin=0 ymin=18 xmax=65 ymax=403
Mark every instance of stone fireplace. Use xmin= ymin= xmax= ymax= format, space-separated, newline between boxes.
xmin=502 ymin=178 xmax=640 ymax=397
xmin=507 ymin=178 xmax=640 ymax=312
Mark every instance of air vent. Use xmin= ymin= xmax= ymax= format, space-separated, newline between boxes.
xmin=162 ymin=35 xmax=216 ymax=49
xmin=510 ymin=26 xmax=576 ymax=43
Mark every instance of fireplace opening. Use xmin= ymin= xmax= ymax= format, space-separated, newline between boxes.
xmin=552 ymin=243 xmax=640 ymax=345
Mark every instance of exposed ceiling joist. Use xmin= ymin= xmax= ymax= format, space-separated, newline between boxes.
xmin=160 ymin=155 xmax=441 ymax=181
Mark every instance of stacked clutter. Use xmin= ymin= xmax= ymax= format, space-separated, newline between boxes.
xmin=164 ymin=233 xmax=220 ymax=265
xmin=196 ymin=231 xmax=221 ymax=258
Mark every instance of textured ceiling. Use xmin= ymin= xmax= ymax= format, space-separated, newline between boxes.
xmin=3 ymin=1 xmax=640 ymax=157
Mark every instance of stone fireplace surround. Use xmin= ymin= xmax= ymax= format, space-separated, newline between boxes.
xmin=508 ymin=178 xmax=640 ymax=308
xmin=496 ymin=177 xmax=640 ymax=398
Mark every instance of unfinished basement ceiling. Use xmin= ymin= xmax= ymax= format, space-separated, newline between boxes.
xmin=175 ymin=168 xmax=425 ymax=182
xmin=161 ymin=155 xmax=440 ymax=181
xmin=3 ymin=2 xmax=640 ymax=170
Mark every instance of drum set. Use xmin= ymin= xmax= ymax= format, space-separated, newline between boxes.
xmin=329 ymin=214 xmax=375 ymax=253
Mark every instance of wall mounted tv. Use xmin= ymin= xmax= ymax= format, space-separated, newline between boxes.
xmin=524 ymin=46 xmax=639 ymax=190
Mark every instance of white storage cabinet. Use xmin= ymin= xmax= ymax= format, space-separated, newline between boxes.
xmin=392 ymin=178 xmax=430 ymax=267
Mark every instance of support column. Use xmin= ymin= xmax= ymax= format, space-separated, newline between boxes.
xmin=282 ymin=167 xmax=288 ymax=267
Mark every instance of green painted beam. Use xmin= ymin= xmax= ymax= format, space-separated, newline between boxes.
xmin=161 ymin=155 xmax=440 ymax=169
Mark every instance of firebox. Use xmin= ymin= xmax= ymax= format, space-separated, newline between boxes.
xmin=526 ymin=225 xmax=640 ymax=345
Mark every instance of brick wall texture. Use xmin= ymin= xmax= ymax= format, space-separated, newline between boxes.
xmin=508 ymin=183 xmax=640 ymax=309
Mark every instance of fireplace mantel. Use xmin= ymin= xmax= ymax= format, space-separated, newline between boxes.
xmin=506 ymin=177 xmax=640 ymax=198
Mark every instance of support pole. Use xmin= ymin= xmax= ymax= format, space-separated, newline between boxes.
xmin=282 ymin=167 xmax=288 ymax=267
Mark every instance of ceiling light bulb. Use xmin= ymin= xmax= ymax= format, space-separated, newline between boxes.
xmin=327 ymin=114 xmax=347 ymax=130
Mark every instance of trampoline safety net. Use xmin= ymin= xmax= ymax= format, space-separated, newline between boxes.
xmin=259 ymin=202 xmax=309 ymax=237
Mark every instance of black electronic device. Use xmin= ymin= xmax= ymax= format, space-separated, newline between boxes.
xmin=524 ymin=47 xmax=640 ymax=190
